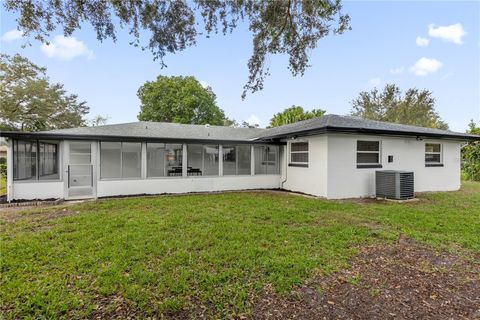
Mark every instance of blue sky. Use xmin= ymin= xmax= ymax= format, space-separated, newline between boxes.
xmin=1 ymin=1 xmax=479 ymax=131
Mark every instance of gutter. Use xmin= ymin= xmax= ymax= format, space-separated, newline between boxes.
xmin=256 ymin=126 xmax=480 ymax=142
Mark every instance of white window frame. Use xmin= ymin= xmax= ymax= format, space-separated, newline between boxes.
xmin=425 ymin=143 xmax=443 ymax=166
xmin=356 ymin=140 xmax=382 ymax=168
xmin=289 ymin=141 xmax=309 ymax=167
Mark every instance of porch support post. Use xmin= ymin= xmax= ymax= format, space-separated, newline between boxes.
xmin=250 ymin=145 xmax=255 ymax=176
xmin=182 ymin=144 xmax=187 ymax=177
xmin=218 ymin=145 xmax=223 ymax=176
xmin=141 ymin=142 xmax=147 ymax=179
xmin=6 ymin=139 xmax=13 ymax=202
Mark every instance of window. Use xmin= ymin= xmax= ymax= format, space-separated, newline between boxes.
xmin=39 ymin=142 xmax=59 ymax=180
xmin=254 ymin=145 xmax=279 ymax=174
xmin=13 ymin=140 xmax=37 ymax=180
xmin=357 ymin=140 xmax=381 ymax=168
xmin=425 ymin=143 xmax=442 ymax=166
xmin=100 ymin=142 xmax=141 ymax=179
xmin=13 ymin=139 xmax=59 ymax=181
xmin=222 ymin=145 xmax=251 ymax=175
xmin=186 ymin=144 xmax=219 ymax=176
xmin=289 ymin=141 xmax=308 ymax=167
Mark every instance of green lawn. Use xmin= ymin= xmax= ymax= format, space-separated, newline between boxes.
xmin=0 ymin=176 xmax=6 ymax=196
xmin=1 ymin=182 xmax=479 ymax=318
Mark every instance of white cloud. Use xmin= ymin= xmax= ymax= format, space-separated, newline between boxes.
xmin=416 ymin=36 xmax=430 ymax=47
xmin=1 ymin=29 xmax=23 ymax=42
xmin=409 ymin=57 xmax=442 ymax=76
xmin=41 ymin=35 xmax=94 ymax=60
xmin=428 ymin=23 xmax=466 ymax=44
xmin=390 ymin=67 xmax=405 ymax=75
xmin=246 ymin=114 xmax=261 ymax=126
xmin=369 ymin=77 xmax=381 ymax=87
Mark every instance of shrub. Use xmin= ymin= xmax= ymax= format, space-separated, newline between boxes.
xmin=462 ymin=121 xmax=480 ymax=181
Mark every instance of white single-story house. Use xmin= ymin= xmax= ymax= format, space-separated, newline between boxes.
xmin=1 ymin=114 xmax=478 ymax=201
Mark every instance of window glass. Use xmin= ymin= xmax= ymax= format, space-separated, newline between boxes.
xmin=357 ymin=141 xmax=380 ymax=151
xmin=425 ymin=143 xmax=441 ymax=164
xmin=222 ymin=145 xmax=236 ymax=175
xmin=237 ymin=145 xmax=251 ymax=175
xmin=290 ymin=142 xmax=308 ymax=164
xmin=13 ymin=140 xmax=37 ymax=180
xmin=356 ymin=140 xmax=381 ymax=164
xmin=357 ymin=153 xmax=379 ymax=164
xmin=147 ymin=143 xmax=165 ymax=177
xmin=122 ymin=142 xmax=141 ymax=178
xmin=165 ymin=144 xmax=183 ymax=176
xmin=100 ymin=142 xmax=121 ymax=179
xmin=39 ymin=142 xmax=59 ymax=180
xmin=203 ymin=145 xmax=219 ymax=176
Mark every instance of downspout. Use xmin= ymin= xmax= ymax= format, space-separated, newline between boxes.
xmin=281 ymin=144 xmax=288 ymax=189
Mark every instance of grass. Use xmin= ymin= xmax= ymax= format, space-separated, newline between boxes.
xmin=1 ymin=182 xmax=479 ymax=318
xmin=0 ymin=176 xmax=6 ymax=196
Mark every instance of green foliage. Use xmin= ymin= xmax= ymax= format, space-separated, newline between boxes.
xmin=3 ymin=1 xmax=350 ymax=98
xmin=137 ymin=76 xmax=227 ymax=125
xmin=351 ymin=84 xmax=449 ymax=130
xmin=2 ymin=182 xmax=480 ymax=318
xmin=462 ymin=121 xmax=480 ymax=181
xmin=0 ymin=54 xmax=89 ymax=131
xmin=269 ymin=106 xmax=326 ymax=127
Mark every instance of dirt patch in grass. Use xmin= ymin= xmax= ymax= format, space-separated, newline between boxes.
xmin=0 ymin=207 xmax=82 ymax=224
xmin=253 ymin=235 xmax=480 ymax=320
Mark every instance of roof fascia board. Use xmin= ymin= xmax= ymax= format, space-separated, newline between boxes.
xmin=0 ymin=131 xmax=285 ymax=145
xmin=258 ymin=126 xmax=479 ymax=141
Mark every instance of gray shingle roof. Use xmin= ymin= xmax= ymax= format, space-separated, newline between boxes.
xmin=258 ymin=114 xmax=479 ymax=140
xmin=1 ymin=115 xmax=478 ymax=141
xmin=42 ymin=121 xmax=264 ymax=141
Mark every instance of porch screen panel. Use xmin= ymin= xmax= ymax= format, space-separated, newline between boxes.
xmin=147 ymin=143 xmax=166 ymax=177
xmin=122 ymin=142 xmax=141 ymax=178
xmin=254 ymin=145 xmax=279 ymax=175
xmin=203 ymin=145 xmax=219 ymax=176
xmin=254 ymin=146 xmax=266 ymax=174
xmin=266 ymin=146 xmax=279 ymax=174
xmin=165 ymin=144 xmax=183 ymax=176
xmin=237 ymin=145 xmax=251 ymax=175
xmin=222 ymin=145 xmax=236 ymax=175
xmin=13 ymin=140 xmax=37 ymax=180
xmin=187 ymin=145 xmax=203 ymax=176
xmin=100 ymin=142 xmax=121 ymax=179
xmin=39 ymin=142 xmax=59 ymax=180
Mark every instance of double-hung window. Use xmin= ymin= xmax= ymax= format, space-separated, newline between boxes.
xmin=425 ymin=143 xmax=442 ymax=167
xmin=289 ymin=141 xmax=309 ymax=167
xmin=356 ymin=140 xmax=381 ymax=168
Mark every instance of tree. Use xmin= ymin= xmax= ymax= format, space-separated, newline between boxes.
xmin=462 ymin=120 xmax=480 ymax=181
xmin=3 ymin=1 xmax=350 ymax=98
xmin=0 ymin=54 xmax=89 ymax=131
xmin=350 ymin=84 xmax=448 ymax=130
xmin=137 ymin=76 xmax=227 ymax=125
xmin=89 ymin=115 xmax=110 ymax=127
xmin=269 ymin=105 xmax=326 ymax=127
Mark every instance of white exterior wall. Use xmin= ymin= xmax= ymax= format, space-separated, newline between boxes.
xmin=281 ymin=135 xmax=328 ymax=197
xmin=97 ymin=175 xmax=280 ymax=197
xmin=326 ymin=134 xmax=462 ymax=199
xmin=12 ymin=181 xmax=64 ymax=200
xmin=9 ymin=140 xmax=65 ymax=201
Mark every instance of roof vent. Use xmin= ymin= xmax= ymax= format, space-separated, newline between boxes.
xmin=205 ymin=124 xmax=211 ymax=128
